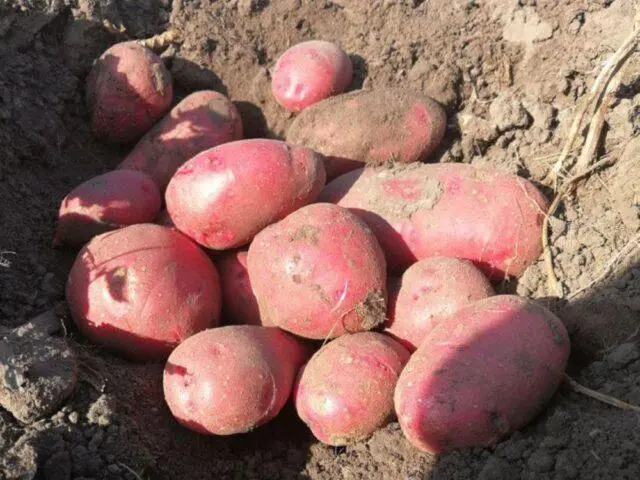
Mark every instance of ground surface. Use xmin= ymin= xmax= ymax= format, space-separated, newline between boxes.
xmin=1 ymin=0 xmax=640 ymax=479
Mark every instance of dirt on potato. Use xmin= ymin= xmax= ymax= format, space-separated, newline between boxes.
xmin=1 ymin=0 xmax=639 ymax=479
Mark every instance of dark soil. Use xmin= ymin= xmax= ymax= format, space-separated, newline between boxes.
xmin=1 ymin=0 xmax=639 ymax=479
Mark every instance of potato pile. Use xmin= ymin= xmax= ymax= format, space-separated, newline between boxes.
xmin=57 ymin=39 xmax=570 ymax=454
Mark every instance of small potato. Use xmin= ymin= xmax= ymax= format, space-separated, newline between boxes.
xmin=294 ymin=332 xmax=410 ymax=445
xmin=66 ymin=224 xmax=221 ymax=361
xmin=216 ymin=250 xmax=263 ymax=326
xmin=53 ymin=170 xmax=161 ymax=248
xmin=271 ymin=40 xmax=353 ymax=112
xmin=287 ymin=88 xmax=446 ymax=179
xmin=165 ymin=139 xmax=326 ymax=250
xmin=385 ymin=257 xmax=495 ymax=351
xmin=163 ymin=326 xmax=311 ymax=435
xmin=117 ymin=90 xmax=243 ymax=191
xmin=86 ymin=41 xmax=173 ymax=144
xmin=247 ymin=203 xmax=387 ymax=340
xmin=319 ymin=163 xmax=549 ymax=281
xmin=395 ymin=295 xmax=570 ymax=454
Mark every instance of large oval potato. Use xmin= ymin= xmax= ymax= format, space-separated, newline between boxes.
xmin=319 ymin=163 xmax=549 ymax=281
xmin=66 ymin=224 xmax=221 ymax=361
xmin=118 ymin=90 xmax=243 ymax=191
xmin=165 ymin=139 xmax=326 ymax=250
xmin=294 ymin=332 xmax=410 ymax=446
xmin=247 ymin=203 xmax=387 ymax=340
xmin=286 ymin=88 xmax=446 ymax=179
xmin=163 ymin=326 xmax=311 ymax=435
xmin=394 ymin=295 xmax=570 ymax=454
xmin=385 ymin=256 xmax=494 ymax=351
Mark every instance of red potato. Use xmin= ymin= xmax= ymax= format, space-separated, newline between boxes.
xmin=395 ymin=295 xmax=570 ymax=454
xmin=385 ymin=257 xmax=495 ymax=351
xmin=163 ymin=325 xmax=312 ymax=435
xmin=319 ymin=163 xmax=549 ymax=281
xmin=287 ymin=88 xmax=446 ymax=179
xmin=271 ymin=40 xmax=353 ymax=112
xmin=86 ymin=41 xmax=173 ymax=144
xmin=247 ymin=203 xmax=387 ymax=340
xmin=117 ymin=90 xmax=243 ymax=191
xmin=294 ymin=332 xmax=410 ymax=445
xmin=216 ymin=250 xmax=263 ymax=326
xmin=53 ymin=170 xmax=162 ymax=248
xmin=165 ymin=139 xmax=326 ymax=250
xmin=66 ymin=224 xmax=221 ymax=361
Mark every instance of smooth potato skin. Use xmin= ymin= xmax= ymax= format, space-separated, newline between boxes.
xmin=53 ymin=170 xmax=162 ymax=248
xmin=319 ymin=163 xmax=549 ymax=281
xmin=271 ymin=40 xmax=353 ymax=112
xmin=118 ymin=90 xmax=243 ymax=191
xmin=86 ymin=41 xmax=173 ymax=144
xmin=287 ymin=88 xmax=446 ymax=179
xmin=394 ymin=295 xmax=570 ymax=454
xmin=247 ymin=203 xmax=387 ymax=339
xmin=165 ymin=139 xmax=326 ymax=250
xmin=385 ymin=257 xmax=495 ymax=351
xmin=66 ymin=224 xmax=221 ymax=361
xmin=294 ymin=332 xmax=410 ymax=445
xmin=216 ymin=250 xmax=263 ymax=326
xmin=163 ymin=326 xmax=311 ymax=435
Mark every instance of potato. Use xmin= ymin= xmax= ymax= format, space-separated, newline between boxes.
xmin=319 ymin=163 xmax=549 ymax=281
xmin=163 ymin=326 xmax=311 ymax=435
xmin=395 ymin=295 xmax=570 ymax=454
xmin=287 ymin=88 xmax=446 ymax=179
xmin=294 ymin=332 xmax=410 ymax=445
xmin=165 ymin=139 xmax=326 ymax=250
xmin=247 ymin=203 xmax=387 ymax=339
xmin=385 ymin=257 xmax=494 ymax=351
xmin=53 ymin=170 xmax=162 ymax=248
xmin=271 ymin=40 xmax=353 ymax=112
xmin=86 ymin=41 xmax=173 ymax=144
xmin=66 ymin=224 xmax=221 ymax=361
xmin=216 ymin=250 xmax=263 ymax=326
xmin=117 ymin=90 xmax=243 ymax=191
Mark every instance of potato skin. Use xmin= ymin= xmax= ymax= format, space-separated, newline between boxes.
xmin=394 ymin=295 xmax=570 ymax=454
xmin=66 ymin=224 xmax=221 ymax=361
xmin=385 ymin=257 xmax=494 ymax=351
xmin=287 ymin=88 xmax=446 ymax=179
xmin=53 ymin=170 xmax=162 ymax=248
xmin=216 ymin=250 xmax=263 ymax=326
xmin=247 ymin=203 xmax=387 ymax=340
xmin=86 ymin=41 xmax=173 ymax=144
xmin=319 ymin=163 xmax=549 ymax=281
xmin=118 ymin=90 xmax=243 ymax=191
xmin=271 ymin=40 xmax=353 ymax=112
xmin=165 ymin=139 xmax=326 ymax=250
xmin=294 ymin=332 xmax=410 ymax=445
xmin=163 ymin=326 xmax=311 ymax=435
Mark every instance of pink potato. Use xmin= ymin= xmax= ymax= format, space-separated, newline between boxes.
xmin=53 ymin=170 xmax=162 ymax=248
xmin=117 ymin=90 xmax=243 ymax=191
xmin=287 ymin=88 xmax=446 ymax=179
xmin=86 ymin=41 xmax=173 ymax=144
xmin=271 ymin=40 xmax=353 ymax=112
xmin=319 ymin=163 xmax=549 ymax=281
xmin=216 ymin=250 xmax=263 ymax=326
xmin=165 ymin=139 xmax=326 ymax=250
xmin=163 ymin=325 xmax=312 ymax=435
xmin=247 ymin=203 xmax=387 ymax=340
xmin=394 ymin=295 xmax=570 ymax=454
xmin=385 ymin=257 xmax=495 ymax=351
xmin=66 ymin=223 xmax=221 ymax=361
xmin=294 ymin=332 xmax=410 ymax=445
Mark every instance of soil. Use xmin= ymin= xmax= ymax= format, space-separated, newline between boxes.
xmin=1 ymin=0 xmax=639 ymax=479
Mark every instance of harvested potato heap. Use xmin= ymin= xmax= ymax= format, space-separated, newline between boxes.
xmin=56 ymin=39 xmax=570 ymax=455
